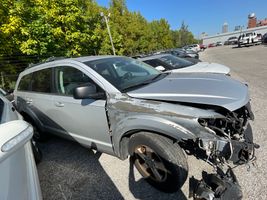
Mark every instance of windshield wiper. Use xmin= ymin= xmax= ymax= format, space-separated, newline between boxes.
xmin=121 ymin=73 xmax=168 ymax=92
xmin=121 ymin=82 xmax=151 ymax=92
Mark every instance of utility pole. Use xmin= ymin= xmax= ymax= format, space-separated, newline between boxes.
xmin=100 ymin=12 xmax=116 ymax=55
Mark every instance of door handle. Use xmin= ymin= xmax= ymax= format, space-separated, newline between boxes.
xmin=55 ymin=102 xmax=64 ymax=107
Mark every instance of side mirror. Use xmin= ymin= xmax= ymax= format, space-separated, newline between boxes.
xmin=0 ymin=120 xmax=33 ymax=162
xmin=155 ymin=66 xmax=165 ymax=71
xmin=73 ymin=84 xmax=105 ymax=99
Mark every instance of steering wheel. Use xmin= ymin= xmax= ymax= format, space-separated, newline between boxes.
xmin=122 ymin=72 xmax=133 ymax=80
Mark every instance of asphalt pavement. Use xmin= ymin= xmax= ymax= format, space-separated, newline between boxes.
xmin=38 ymin=44 xmax=267 ymax=200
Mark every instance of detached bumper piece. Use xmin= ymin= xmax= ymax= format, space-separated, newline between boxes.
xmin=190 ymin=168 xmax=242 ymax=200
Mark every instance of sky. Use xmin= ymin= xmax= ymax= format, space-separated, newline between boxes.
xmin=96 ymin=0 xmax=267 ymax=38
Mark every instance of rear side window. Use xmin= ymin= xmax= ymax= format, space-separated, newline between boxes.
xmin=18 ymin=74 xmax=32 ymax=91
xmin=31 ymin=68 xmax=52 ymax=93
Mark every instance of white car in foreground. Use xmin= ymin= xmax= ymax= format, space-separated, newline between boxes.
xmin=139 ymin=54 xmax=230 ymax=75
xmin=0 ymin=96 xmax=42 ymax=200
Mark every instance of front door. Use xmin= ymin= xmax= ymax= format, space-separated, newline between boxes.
xmin=49 ymin=65 xmax=113 ymax=154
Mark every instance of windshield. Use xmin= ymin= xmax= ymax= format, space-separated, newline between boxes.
xmin=84 ymin=57 xmax=162 ymax=92
xmin=158 ymin=55 xmax=194 ymax=69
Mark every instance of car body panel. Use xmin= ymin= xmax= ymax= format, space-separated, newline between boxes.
xmin=127 ymin=73 xmax=249 ymax=111
xmin=106 ymin=93 xmax=225 ymax=157
xmin=0 ymin=96 xmax=42 ymax=200
xmin=171 ymin=62 xmax=230 ymax=74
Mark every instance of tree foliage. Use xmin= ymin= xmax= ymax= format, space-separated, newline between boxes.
xmin=0 ymin=0 xmax=198 ymax=88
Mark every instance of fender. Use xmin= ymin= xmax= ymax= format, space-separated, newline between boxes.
xmin=111 ymin=114 xmax=197 ymax=158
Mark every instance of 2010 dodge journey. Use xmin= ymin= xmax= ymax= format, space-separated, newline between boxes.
xmin=14 ymin=56 xmax=258 ymax=197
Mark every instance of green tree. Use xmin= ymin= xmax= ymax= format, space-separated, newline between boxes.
xmin=0 ymin=0 xmax=199 ymax=88
xmin=172 ymin=21 xmax=198 ymax=47
xmin=148 ymin=19 xmax=174 ymax=51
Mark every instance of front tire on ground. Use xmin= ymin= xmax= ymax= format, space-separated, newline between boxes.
xmin=129 ymin=132 xmax=188 ymax=193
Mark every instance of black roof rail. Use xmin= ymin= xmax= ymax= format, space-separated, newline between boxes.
xmin=26 ymin=56 xmax=66 ymax=69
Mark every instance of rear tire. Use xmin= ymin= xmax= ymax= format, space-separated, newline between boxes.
xmin=129 ymin=132 xmax=188 ymax=193
xmin=23 ymin=115 xmax=49 ymax=142
xmin=31 ymin=122 xmax=49 ymax=142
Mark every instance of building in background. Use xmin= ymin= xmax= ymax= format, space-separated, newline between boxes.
xmin=200 ymin=32 xmax=208 ymax=39
xmin=258 ymin=18 xmax=267 ymax=27
xmin=248 ymin=13 xmax=257 ymax=28
xmin=202 ymin=25 xmax=267 ymax=45
xmin=202 ymin=13 xmax=267 ymax=45
xmin=234 ymin=26 xmax=242 ymax=31
xmin=222 ymin=22 xmax=228 ymax=33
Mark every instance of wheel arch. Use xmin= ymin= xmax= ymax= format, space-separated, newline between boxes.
xmin=19 ymin=110 xmax=44 ymax=132
xmin=112 ymin=115 xmax=196 ymax=159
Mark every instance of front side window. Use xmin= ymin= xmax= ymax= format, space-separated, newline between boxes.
xmin=55 ymin=66 xmax=102 ymax=96
xmin=84 ymin=57 xmax=162 ymax=92
xmin=32 ymin=68 xmax=52 ymax=93
xmin=18 ymin=74 xmax=32 ymax=91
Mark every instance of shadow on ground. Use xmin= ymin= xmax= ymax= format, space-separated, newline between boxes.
xmin=37 ymin=137 xmax=123 ymax=200
xmin=128 ymin=158 xmax=187 ymax=200
xmin=37 ymin=137 xmax=187 ymax=200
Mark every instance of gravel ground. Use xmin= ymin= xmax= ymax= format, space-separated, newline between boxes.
xmin=37 ymin=45 xmax=267 ymax=200
xmin=200 ymin=45 xmax=267 ymax=200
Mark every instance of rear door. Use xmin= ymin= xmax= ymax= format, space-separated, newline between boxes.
xmin=16 ymin=68 xmax=55 ymax=130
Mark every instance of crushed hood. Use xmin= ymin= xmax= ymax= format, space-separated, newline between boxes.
xmin=127 ymin=73 xmax=249 ymax=111
xmin=172 ymin=62 xmax=230 ymax=74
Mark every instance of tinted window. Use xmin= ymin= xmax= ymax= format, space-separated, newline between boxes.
xmin=18 ymin=74 xmax=32 ymax=91
xmin=32 ymin=68 xmax=52 ymax=93
xmin=55 ymin=66 xmax=102 ymax=96
xmin=143 ymin=59 xmax=172 ymax=71
xmin=159 ymin=55 xmax=193 ymax=69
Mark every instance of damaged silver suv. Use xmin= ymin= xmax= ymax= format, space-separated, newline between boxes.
xmin=14 ymin=56 xmax=258 ymax=197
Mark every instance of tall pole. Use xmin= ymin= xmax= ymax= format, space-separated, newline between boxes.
xmin=101 ymin=12 xmax=116 ymax=55
xmin=1 ymin=72 xmax=4 ymax=88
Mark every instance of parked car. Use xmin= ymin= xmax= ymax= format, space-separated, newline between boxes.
xmin=238 ymin=32 xmax=262 ymax=47
xmin=163 ymin=49 xmax=200 ymax=62
xmin=0 ymin=95 xmax=42 ymax=200
xmin=14 ymin=56 xmax=258 ymax=196
xmin=199 ymin=44 xmax=207 ymax=50
xmin=225 ymin=36 xmax=238 ymax=45
xmin=183 ymin=44 xmax=201 ymax=52
xmin=208 ymin=43 xmax=216 ymax=48
xmin=216 ymin=41 xmax=223 ymax=46
xmin=138 ymin=54 xmax=230 ymax=74
xmin=181 ymin=48 xmax=200 ymax=59
xmin=262 ymin=33 xmax=267 ymax=44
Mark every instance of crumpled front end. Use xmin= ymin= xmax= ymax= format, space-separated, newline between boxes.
xmin=188 ymin=102 xmax=259 ymax=199
xmin=197 ymin=102 xmax=258 ymax=166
